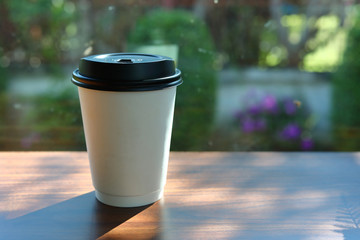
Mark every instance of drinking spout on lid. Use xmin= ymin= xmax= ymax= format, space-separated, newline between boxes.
xmin=117 ymin=59 xmax=133 ymax=63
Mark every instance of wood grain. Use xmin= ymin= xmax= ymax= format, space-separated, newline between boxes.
xmin=1 ymin=152 xmax=360 ymax=239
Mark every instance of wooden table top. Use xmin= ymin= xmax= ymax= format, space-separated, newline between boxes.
xmin=1 ymin=152 xmax=360 ymax=240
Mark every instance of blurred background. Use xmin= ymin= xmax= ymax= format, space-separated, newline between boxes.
xmin=0 ymin=0 xmax=359 ymax=151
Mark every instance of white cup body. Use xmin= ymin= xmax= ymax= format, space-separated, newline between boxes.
xmin=78 ymin=86 xmax=177 ymax=207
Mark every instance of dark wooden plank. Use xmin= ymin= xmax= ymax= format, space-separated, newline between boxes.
xmin=1 ymin=152 xmax=360 ymax=239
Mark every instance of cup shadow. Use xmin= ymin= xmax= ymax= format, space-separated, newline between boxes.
xmin=1 ymin=191 xmax=155 ymax=240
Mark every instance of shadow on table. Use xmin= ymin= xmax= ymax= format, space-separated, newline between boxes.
xmin=334 ymin=196 xmax=360 ymax=240
xmin=1 ymin=191 xmax=160 ymax=240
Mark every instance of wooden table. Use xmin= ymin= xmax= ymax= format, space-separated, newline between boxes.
xmin=1 ymin=152 xmax=360 ymax=240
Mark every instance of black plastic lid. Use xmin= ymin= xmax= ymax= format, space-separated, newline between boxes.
xmin=71 ymin=53 xmax=182 ymax=91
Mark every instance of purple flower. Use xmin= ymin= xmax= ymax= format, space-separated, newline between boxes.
xmin=254 ymin=118 xmax=267 ymax=131
xmin=301 ymin=138 xmax=314 ymax=150
xmin=241 ymin=118 xmax=256 ymax=133
xmin=241 ymin=118 xmax=267 ymax=133
xmin=247 ymin=104 xmax=262 ymax=115
xmin=283 ymin=99 xmax=297 ymax=115
xmin=262 ymin=95 xmax=278 ymax=113
xmin=280 ymin=123 xmax=302 ymax=140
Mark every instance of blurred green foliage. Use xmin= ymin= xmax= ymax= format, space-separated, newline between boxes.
xmin=259 ymin=13 xmax=346 ymax=70
xmin=206 ymin=6 xmax=267 ymax=67
xmin=332 ymin=7 xmax=360 ymax=150
xmin=4 ymin=0 xmax=77 ymax=67
xmin=16 ymin=84 xmax=85 ymax=150
xmin=128 ymin=9 xmax=217 ymax=150
xmin=21 ymin=85 xmax=81 ymax=128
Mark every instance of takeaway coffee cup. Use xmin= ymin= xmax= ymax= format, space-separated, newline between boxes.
xmin=71 ymin=53 xmax=182 ymax=207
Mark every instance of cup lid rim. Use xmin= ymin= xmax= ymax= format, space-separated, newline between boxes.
xmin=71 ymin=53 xmax=182 ymax=91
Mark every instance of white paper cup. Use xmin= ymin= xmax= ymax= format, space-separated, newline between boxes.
xmin=71 ymin=53 xmax=182 ymax=207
